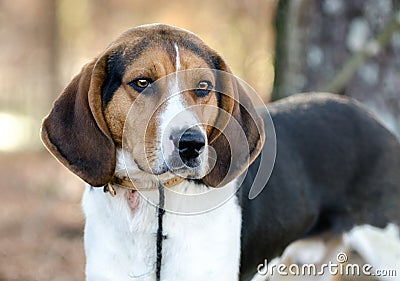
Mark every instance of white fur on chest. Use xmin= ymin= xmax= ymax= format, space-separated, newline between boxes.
xmin=82 ymin=181 xmax=242 ymax=281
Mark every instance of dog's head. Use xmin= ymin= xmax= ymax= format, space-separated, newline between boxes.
xmin=41 ymin=24 xmax=264 ymax=189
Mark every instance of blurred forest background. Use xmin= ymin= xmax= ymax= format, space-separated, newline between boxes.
xmin=0 ymin=0 xmax=399 ymax=280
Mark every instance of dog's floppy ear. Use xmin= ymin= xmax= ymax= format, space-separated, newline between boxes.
xmin=203 ymin=57 xmax=265 ymax=187
xmin=41 ymin=55 xmax=116 ymax=187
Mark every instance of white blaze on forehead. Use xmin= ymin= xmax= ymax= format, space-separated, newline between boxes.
xmin=168 ymin=43 xmax=182 ymax=101
xmin=175 ymin=43 xmax=181 ymax=71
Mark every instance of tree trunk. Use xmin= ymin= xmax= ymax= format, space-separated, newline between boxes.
xmin=272 ymin=0 xmax=400 ymax=137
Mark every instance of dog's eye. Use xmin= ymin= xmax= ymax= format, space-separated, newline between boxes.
xmin=195 ymin=80 xmax=213 ymax=97
xmin=128 ymin=78 xmax=152 ymax=92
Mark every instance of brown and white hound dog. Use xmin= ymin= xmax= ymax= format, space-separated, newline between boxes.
xmin=41 ymin=24 xmax=400 ymax=280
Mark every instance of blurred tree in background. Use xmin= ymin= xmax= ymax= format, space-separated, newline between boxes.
xmin=272 ymin=0 xmax=400 ymax=137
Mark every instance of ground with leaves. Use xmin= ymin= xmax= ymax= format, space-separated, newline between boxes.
xmin=0 ymin=151 xmax=84 ymax=281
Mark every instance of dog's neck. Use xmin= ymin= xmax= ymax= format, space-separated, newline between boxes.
xmin=82 ymin=148 xmax=243 ymax=280
xmin=104 ymin=174 xmax=185 ymax=196
xmin=82 ymin=179 xmax=242 ymax=281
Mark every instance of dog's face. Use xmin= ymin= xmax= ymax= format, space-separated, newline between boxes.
xmin=41 ymin=24 xmax=264 ymax=188
xmin=104 ymin=41 xmax=219 ymax=180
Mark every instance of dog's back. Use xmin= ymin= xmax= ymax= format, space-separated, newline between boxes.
xmin=239 ymin=93 xmax=400 ymax=277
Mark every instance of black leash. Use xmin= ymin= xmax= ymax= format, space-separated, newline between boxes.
xmin=156 ymin=182 xmax=165 ymax=281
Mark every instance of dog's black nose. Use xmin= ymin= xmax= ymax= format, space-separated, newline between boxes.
xmin=173 ymin=129 xmax=205 ymax=162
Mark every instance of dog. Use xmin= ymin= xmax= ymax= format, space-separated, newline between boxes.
xmin=41 ymin=24 xmax=400 ymax=280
